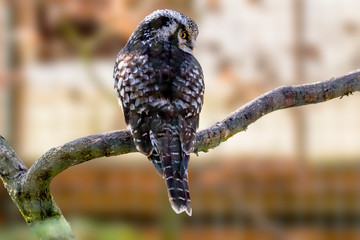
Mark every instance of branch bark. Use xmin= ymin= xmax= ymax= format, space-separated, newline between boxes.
xmin=0 ymin=136 xmax=76 ymax=239
xmin=0 ymin=69 xmax=359 ymax=239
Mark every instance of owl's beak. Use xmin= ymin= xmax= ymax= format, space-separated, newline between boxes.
xmin=187 ymin=39 xmax=196 ymax=51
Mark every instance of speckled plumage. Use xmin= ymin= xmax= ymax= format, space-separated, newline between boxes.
xmin=113 ymin=9 xmax=204 ymax=216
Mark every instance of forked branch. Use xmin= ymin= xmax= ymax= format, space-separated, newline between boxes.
xmin=0 ymin=69 xmax=359 ymax=239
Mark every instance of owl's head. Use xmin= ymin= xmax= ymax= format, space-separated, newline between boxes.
xmin=128 ymin=9 xmax=199 ymax=55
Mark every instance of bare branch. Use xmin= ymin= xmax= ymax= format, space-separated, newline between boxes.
xmin=0 ymin=136 xmax=27 ymax=184
xmin=20 ymin=69 xmax=360 ymax=187
xmin=0 ymin=69 xmax=359 ymax=239
xmin=0 ymin=137 xmax=76 ymax=240
xmin=195 ymin=69 xmax=360 ymax=152
xmin=24 ymin=131 xmax=134 ymax=193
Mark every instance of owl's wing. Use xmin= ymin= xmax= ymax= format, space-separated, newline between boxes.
xmin=178 ymin=115 xmax=198 ymax=153
xmin=114 ymin=51 xmax=155 ymax=156
xmin=114 ymin=52 xmax=131 ymax=125
xmin=177 ymin=115 xmax=196 ymax=176
xmin=175 ymin=58 xmax=204 ymax=177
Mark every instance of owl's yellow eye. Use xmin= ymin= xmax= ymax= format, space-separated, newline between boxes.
xmin=180 ymin=31 xmax=187 ymax=39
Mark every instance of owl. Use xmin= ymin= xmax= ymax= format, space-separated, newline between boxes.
xmin=113 ymin=9 xmax=204 ymax=216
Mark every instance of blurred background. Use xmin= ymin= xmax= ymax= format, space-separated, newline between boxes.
xmin=1 ymin=0 xmax=360 ymax=239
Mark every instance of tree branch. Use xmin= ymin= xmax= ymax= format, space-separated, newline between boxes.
xmin=0 ymin=137 xmax=76 ymax=240
xmin=195 ymin=69 xmax=360 ymax=152
xmin=24 ymin=131 xmax=134 ymax=193
xmin=28 ymin=69 xmax=360 ymax=170
xmin=0 ymin=69 xmax=359 ymax=239
xmin=0 ymin=136 xmax=27 ymax=184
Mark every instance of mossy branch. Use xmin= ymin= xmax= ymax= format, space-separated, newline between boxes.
xmin=0 ymin=69 xmax=359 ymax=239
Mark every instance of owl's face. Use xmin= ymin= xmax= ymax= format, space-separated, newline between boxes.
xmin=127 ymin=9 xmax=199 ymax=55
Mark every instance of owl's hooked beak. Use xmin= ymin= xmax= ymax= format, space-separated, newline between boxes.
xmin=178 ymin=35 xmax=196 ymax=55
xmin=185 ymin=39 xmax=196 ymax=53
xmin=188 ymin=39 xmax=196 ymax=50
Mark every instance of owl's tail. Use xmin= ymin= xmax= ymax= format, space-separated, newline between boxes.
xmin=149 ymin=130 xmax=192 ymax=216
xmin=164 ymin=161 xmax=192 ymax=216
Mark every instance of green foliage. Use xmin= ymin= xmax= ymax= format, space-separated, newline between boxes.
xmin=0 ymin=224 xmax=36 ymax=240
xmin=71 ymin=218 xmax=142 ymax=240
xmin=30 ymin=217 xmax=76 ymax=240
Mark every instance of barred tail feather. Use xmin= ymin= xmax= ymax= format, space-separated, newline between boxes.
xmin=149 ymin=129 xmax=192 ymax=216
xmin=165 ymin=169 xmax=192 ymax=216
xmin=162 ymin=140 xmax=192 ymax=216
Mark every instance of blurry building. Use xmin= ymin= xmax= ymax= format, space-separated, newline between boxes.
xmin=1 ymin=0 xmax=360 ymax=239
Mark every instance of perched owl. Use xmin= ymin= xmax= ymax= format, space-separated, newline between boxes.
xmin=113 ymin=9 xmax=204 ymax=216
